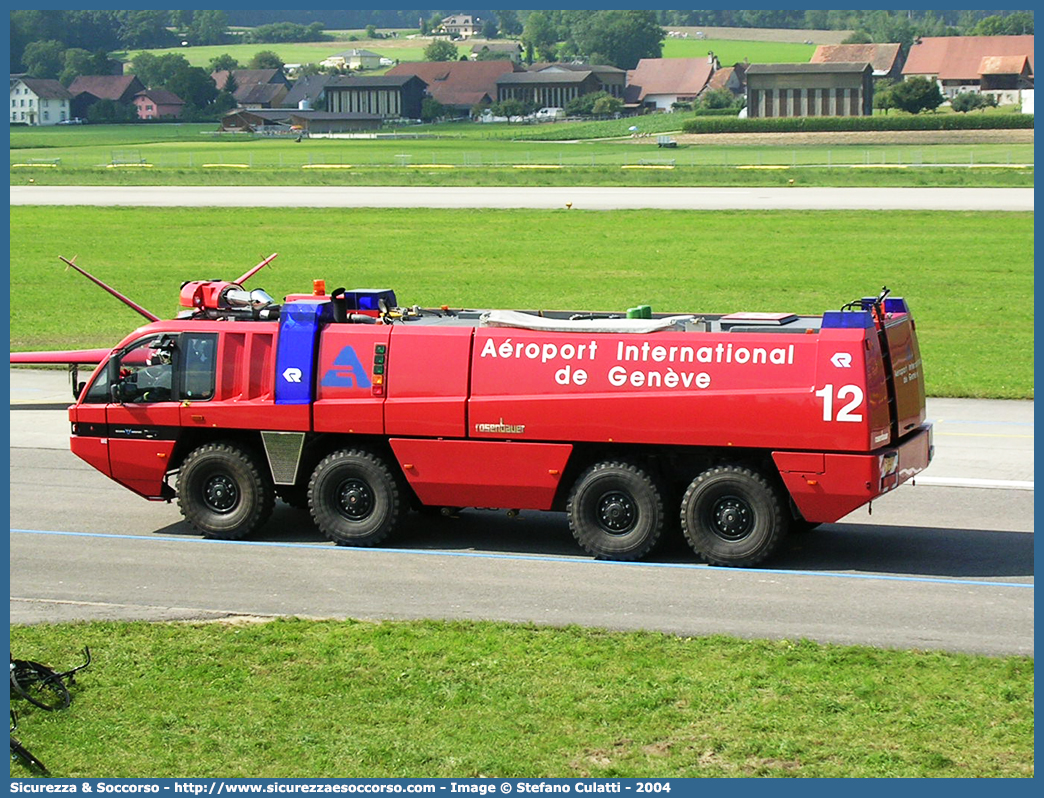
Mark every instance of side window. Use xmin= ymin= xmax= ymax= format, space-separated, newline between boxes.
xmin=114 ymin=335 xmax=175 ymax=404
xmin=181 ymin=333 xmax=217 ymax=401
xmin=82 ymin=364 xmax=111 ymax=404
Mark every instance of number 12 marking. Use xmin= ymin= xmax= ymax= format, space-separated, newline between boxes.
xmin=816 ymin=384 xmax=864 ymax=422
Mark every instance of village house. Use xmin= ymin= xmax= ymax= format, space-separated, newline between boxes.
xmin=10 ymin=77 xmax=73 ymax=125
xmin=387 ymin=60 xmax=522 ymax=115
xmin=319 ymin=49 xmax=384 ymax=71
xmin=470 ymin=42 xmax=524 ymax=64
xmin=624 ymin=57 xmax=716 ymax=112
xmin=902 ymin=34 xmax=1034 ymax=104
xmin=133 ymin=87 xmax=185 ymax=120
xmin=811 ymin=43 xmax=904 ymax=82
xmin=67 ymin=74 xmax=145 ymax=119
xmin=439 ymin=14 xmax=481 ymax=39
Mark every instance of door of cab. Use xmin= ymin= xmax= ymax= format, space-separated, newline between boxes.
xmin=104 ymin=334 xmax=181 ymax=498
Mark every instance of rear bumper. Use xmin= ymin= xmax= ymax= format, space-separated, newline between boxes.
xmin=773 ymin=424 xmax=934 ymax=524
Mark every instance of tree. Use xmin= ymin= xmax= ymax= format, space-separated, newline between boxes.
xmin=365 ymin=25 xmax=378 ymax=39
xmin=165 ymin=66 xmax=219 ymax=118
xmin=244 ymin=22 xmax=325 ymax=44
xmin=591 ymin=94 xmax=623 ymax=115
xmin=565 ymin=90 xmax=619 ymax=117
xmin=700 ymin=87 xmax=739 ymax=110
xmin=572 ymin=10 xmax=664 ymax=69
xmin=522 ymin=12 xmax=559 ymax=62
xmin=248 ymin=51 xmax=284 ymax=70
xmin=481 ymin=18 xmax=499 ymax=40
xmin=85 ymin=98 xmax=136 ymax=123
xmin=842 ymin=30 xmax=873 ymax=45
xmin=424 ymin=40 xmax=458 ymax=62
xmin=873 ymin=79 xmax=896 ymax=114
xmin=972 ymin=12 xmax=1033 ymax=35
xmin=889 ymin=76 xmax=944 ymax=114
xmin=21 ymin=39 xmax=65 ymax=79
xmin=475 ymin=48 xmax=514 ymax=62
xmin=130 ymin=52 xmax=191 ymax=89
xmin=491 ymin=97 xmax=531 ymax=119
xmin=60 ymin=48 xmax=114 ymax=86
xmin=951 ymin=92 xmax=997 ymax=113
xmin=495 ymin=10 xmax=522 ymax=37
xmin=116 ymin=10 xmax=178 ymax=49
xmin=208 ymin=54 xmax=240 ymax=73
xmin=188 ymin=10 xmax=228 ymax=46
xmin=420 ymin=97 xmax=446 ymax=122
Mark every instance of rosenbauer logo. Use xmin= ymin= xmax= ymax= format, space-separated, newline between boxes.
xmin=474 ymin=418 xmax=526 ymax=434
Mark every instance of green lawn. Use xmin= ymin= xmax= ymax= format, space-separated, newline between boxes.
xmin=9 ymin=618 xmax=1034 ymax=778
xmin=660 ymin=37 xmax=816 ymax=64
xmin=119 ymin=31 xmax=429 ymax=72
xmin=116 ymin=34 xmax=815 ymax=74
xmin=8 ymin=206 xmax=1033 ymax=399
xmin=9 ymin=123 xmax=1034 ymax=187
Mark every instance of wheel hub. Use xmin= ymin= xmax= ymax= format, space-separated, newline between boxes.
xmin=337 ymin=479 xmax=374 ymax=521
xmin=711 ymin=496 xmax=753 ymax=541
xmin=203 ymin=474 xmax=238 ymax=513
xmin=597 ymin=490 xmax=636 ymax=535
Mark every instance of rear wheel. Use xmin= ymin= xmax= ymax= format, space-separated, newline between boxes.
xmin=681 ymin=466 xmax=788 ymax=567
xmin=309 ymin=449 xmax=403 ymax=546
xmin=177 ymin=443 xmax=274 ymax=540
xmin=567 ymin=461 xmax=665 ymax=561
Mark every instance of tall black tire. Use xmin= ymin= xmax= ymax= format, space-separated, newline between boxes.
xmin=680 ymin=466 xmax=788 ymax=567
xmin=308 ymin=449 xmax=403 ymax=546
xmin=176 ymin=443 xmax=275 ymax=540
xmin=567 ymin=461 xmax=665 ymax=561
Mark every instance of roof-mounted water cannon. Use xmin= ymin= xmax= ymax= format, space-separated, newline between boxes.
xmin=178 ymin=253 xmax=281 ymax=320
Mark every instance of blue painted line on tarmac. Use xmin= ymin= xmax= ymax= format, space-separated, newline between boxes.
xmin=11 ymin=528 xmax=1033 ymax=589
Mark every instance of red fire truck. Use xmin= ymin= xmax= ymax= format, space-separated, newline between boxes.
xmin=15 ymin=267 xmax=932 ymax=567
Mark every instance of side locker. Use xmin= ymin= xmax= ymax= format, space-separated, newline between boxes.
xmin=313 ymin=324 xmax=393 ymax=435
xmin=383 ymin=326 xmax=474 ymax=438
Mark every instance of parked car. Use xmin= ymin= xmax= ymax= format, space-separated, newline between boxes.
xmin=534 ymin=107 xmax=565 ymax=120
xmin=57 ymin=118 xmax=86 ymax=125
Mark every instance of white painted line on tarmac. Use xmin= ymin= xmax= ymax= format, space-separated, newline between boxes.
xmin=912 ymin=476 xmax=1034 ymax=491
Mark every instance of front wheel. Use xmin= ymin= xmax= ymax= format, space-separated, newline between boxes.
xmin=308 ymin=449 xmax=403 ymax=546
xmin=680 ymin=466 xmax=788 ymax=567
xmin=177 ymin=442 xmax=275 ymax=540
xmin=567 ymin=461 xmax=665 ymax=561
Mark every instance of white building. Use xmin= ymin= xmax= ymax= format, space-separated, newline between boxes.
xmin=440 ymin=14 xmax=481 ymax=39
xmin=320 ymin=49 xmax=384 ymax=72
xmin=10 ymin=77 xmax=73 ymax=125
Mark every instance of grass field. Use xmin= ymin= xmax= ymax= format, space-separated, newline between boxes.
xmin=660 ymin=37 xmax=815 ymax=64
xmin=118 ymin=34 xmax=817 ymax=75
xmin=8 ymin=618 xmax=1034 ymax=778
xmin=9 ymin=123 xmax=1034 ymax=187
xmin=120 ymin=31 xmax=428 ymax=72
xmin=8 ymin=206 xmax=1033 ymax=399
